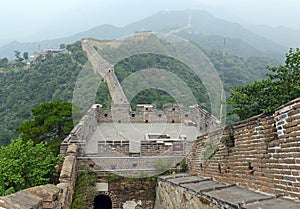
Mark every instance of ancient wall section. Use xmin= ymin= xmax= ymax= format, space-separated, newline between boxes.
xmin=98 ymin=103 xmax=221 ymax=132
xmin=187 ymin=97 xmax=300 ymax=199
xmin=60 ymin=104 xmax=100 ymax=156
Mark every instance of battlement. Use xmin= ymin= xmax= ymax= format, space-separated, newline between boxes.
xmin=98 ymin=103 xmax=220 ymax=130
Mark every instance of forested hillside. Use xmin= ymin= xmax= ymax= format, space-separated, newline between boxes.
xmin=0 ymin=42 xmax=86 ymax=145
xmin=229 ymin=48 xmax=300 ymax=119
xmin=114 ymin=54 xmax=209 ymax=110
xmin=0 ymin=39 xmax=279 ymax=145
xmin=114 ymin=50 xmax=279 ymax=110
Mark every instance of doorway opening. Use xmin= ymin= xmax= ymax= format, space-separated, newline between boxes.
xmin=94 ymin=194 xmax=112 ymax=209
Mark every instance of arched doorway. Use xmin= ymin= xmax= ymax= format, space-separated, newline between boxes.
xmin=94 ymin=194 xmax=112 ymax=209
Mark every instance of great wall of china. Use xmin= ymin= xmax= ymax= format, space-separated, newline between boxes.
xmin=1 ymin=35 xmax=300 ymax=209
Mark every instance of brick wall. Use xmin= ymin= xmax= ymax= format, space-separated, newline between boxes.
xmin=97 ymin=103 xmax=221 ymax=133
xmin=96 ymin=173 xmax=156 ymax=209
xmin=187 ymin=98 xmax=300 ymax=199
xmin=141 ymin=140 xmax=185 ymax=156
xmin=98 ymin=140 xmax=130 ymax=156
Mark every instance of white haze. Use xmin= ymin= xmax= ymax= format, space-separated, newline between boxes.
xmin=0 ymin=0 xmax=299 ymax=45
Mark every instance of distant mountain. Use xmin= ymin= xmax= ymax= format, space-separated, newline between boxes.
xmin=245 ymin=24 xmax=300 ymax=48
xmin=0 ymin=25 xmax=131 ymax=59
xmin=0 ymin=10 xmax=292 ymax=60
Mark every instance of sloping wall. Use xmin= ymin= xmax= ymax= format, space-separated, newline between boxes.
xmin=187 ymin=98 xmax=300 ymax=199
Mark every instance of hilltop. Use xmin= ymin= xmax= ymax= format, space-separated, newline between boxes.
xmin=0 ymin=10 xmax=296 ymax=60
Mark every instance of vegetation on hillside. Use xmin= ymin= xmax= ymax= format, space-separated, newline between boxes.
xmin=0 ymin=38 xmax=280 ymax=146
xmin=17 ymin=101 xmax=74 ymax=154
xmin=114 ymin=53 xmax=209 ymax=110
xmin=0 ymin=100 xmax=74 ymax=196
xmin=228 ymin=48 xmax=300 ymax=120
xmin=17 ymin=101 xmax=73 ymax=143
xmin=95 ymin=82 xmax=112 ymax=110
xmin=0 ymin=41 xmax=85 ymax=145
xmin=113 ymin=50 xmax=279 ymax=114
xmin=0 ymin=139 xmax=60 ymax=196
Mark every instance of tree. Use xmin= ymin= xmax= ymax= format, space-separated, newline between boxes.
xmin=0 ymin=138 xmax=60 ymax=194
xmin=14 ymin=50 xmax=24 ymax=67
xmin=14 ymin=50 xmax=23 ymax=62
xmin=59 ymin=44 xmax=66 ymax=50
xmin=17 ymin=101 xmax=74 ymax=144
xmin=23 ymin=52 xmax=29 ymax=62
xmin=228 ymin=48 xmax=300 ymax=120
xmin=0 ymin=57 xmax=8 ymax=68
xmin=0 ymin=41 xmax=85 ymax=146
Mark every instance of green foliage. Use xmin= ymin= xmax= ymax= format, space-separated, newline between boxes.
xmin=0 ymin=41 xmax=86 ymax=145
xmin=0 ymin=173 xmax=15 ymax=196
xmin=228 ymin=48 xmax=300 ymax=120
xmin=131 ymin=89 xmax=175 ymax=110
xmin=220 ymin=132 xmax=235 ymax=146
xmin=206 ymin=49 xmax=279 ymax=91
xmin=23 ymin=52 xmax=29 ymax=62
xmin=180 ymin=159 xmax=188 ymax=172
xmin=202 ymin=142 xmax=219 ymax=160
xmin=196 ymin=141 xmax=205 ymax=147
xmin=0 ymin=138 xmax=60 ymax=193
xmin=114 ymin=53 xmax=210 ymax=110
xmin=67 ymin=41 xmax=87 ymax=65
xmin=0 ymin=57 xmax=8 ymax=68
xmin=72 ymin=170 xmax=97 ymax=209
xmin=14 ymin=50 xmax=25 ymax=67
xmin=95 ymin=82 xmax=112 ymax=110
xmin=17 ymin=101 xmax=73 ymax=145
xmin=106 ymin=172 xmax=121 ymax=183
xmin=111 ymin=48 xmax=278 ymax=116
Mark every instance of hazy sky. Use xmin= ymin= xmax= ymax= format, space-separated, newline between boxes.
xmin=0 ymin=0 xmax=299 ymax=44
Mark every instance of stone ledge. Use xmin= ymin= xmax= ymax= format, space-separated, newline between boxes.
xmin=0 ymin=184 xmax=59 ymax=209
xmin=158 ymin=174 xmax=300 ymax=209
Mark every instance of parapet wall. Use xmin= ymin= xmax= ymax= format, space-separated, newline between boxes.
xmin=187 ymin=97 xmax=300 ymax=199
xmin=98 ymin=103 xmax=220 ymax=132
xmin=60 ymin=104 xmax=100 ymax=156
xmin=97 ymin=140 xmax=185 ymax=156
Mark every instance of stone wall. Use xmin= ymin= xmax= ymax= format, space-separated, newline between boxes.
xmin=140 ymin=140 xmax=184 ymax=156
xmin=60 ymin=104 xmax=100 ymax=156
xmin=56 ymin=144 xmax=78 ymax=209
xmin=97 ymin=139 xmax=184 ymax=157
xmin=187 ymin=98 xmax=300 ymax=199
xmin=98 ymin=103 xmax=220 ymax=132
xmin=154 ymin=179 xmax=219 ymax=209
xmin=96 ymin=173 xmax=156 ymax=209
xmin=98 ymin=140 xmax=130 ymax=155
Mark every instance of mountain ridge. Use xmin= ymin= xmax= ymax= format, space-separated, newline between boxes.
xmin=0 ymin=10 xmax=294 ymax=59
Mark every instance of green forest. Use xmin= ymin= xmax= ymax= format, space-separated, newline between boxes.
xmin=0 ymin=41 xmax=280 ymax=145
xmin=0 ymin=42 xmax=86 ymax=145
xmin=114 ymin=50 xmax=279 ymax=113
xmin=114 ymin=53 xmax=209 ymax=110
xmin=228 ymin=48 xmax=300 ymax=119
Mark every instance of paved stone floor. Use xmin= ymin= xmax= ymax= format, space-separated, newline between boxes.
xmin=86 ymin=123 xmax=201 ymax=153
xmin=159 ymin=174 xmax=300 ymax=209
